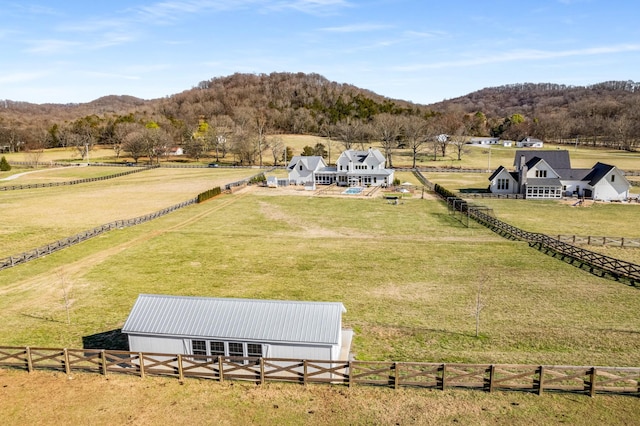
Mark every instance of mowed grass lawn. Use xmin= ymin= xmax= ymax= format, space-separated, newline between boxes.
xmin=0 ymin=177 xmax=638 ymax=367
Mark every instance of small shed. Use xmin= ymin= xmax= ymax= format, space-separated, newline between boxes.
xmin=122 ymin=294 xmax=353 ymax=361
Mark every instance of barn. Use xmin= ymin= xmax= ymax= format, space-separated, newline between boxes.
xmin=122 ymin=294 xmax=353 ymax=361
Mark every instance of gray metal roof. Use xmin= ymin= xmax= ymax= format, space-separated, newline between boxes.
xmin=122 ymin=294 xmax=346 ymax=345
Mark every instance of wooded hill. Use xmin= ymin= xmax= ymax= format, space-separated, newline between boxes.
xmin=1 ymin=73 xmax=639 ymax=164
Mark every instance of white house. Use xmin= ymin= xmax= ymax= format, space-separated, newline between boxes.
xmin=286 ymin=155 xmax=330 ymax=185
xmin=516 ymin=137 xmax=544 ymax=148
xmin=287 ymin=148 xmax=394 ymax=187
xmin=168 ymin=147 xmax=184 ymax=156
xmin=122 ymin=294 xmax=353 ymax=361
xmin=488 ymin=150 xmax=631 ymax=201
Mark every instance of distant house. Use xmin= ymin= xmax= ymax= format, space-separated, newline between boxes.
xmin=469 ymin=137 xmax=500 ymax=145
xmin=488 ymin=150 xmax=631 ymax=201
xmin=516 ymin=137 xmax=544 ymax=148
xmin=168 ymin=147 xmax=184 ymax=156
xmin=122 ymin=294 xmax=353 ymax=361
xmin=286 ymin=148 xmax=394 ymax=187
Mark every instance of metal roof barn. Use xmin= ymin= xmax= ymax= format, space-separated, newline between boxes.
xmin=122 ymin=294 xmax=353 ymax=361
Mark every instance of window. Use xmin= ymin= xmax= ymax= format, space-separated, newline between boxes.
xmin=192 ymin=340 xmax=207 ymax=356
xmin=228 ymin=342 xmax=244 ymax=358
xmin=299 ymin=165 xmax=302 ymax=170
xmin=611 ymin=174 xmax=615 ymax=182
xmin=535 ymin=170 xmax=547 ymax=178
xmin=209 ymin=341 xmax=225 ymax=357
xmin=497 ymin=178 xmax=509 ymax=190
xmin=247 ymin=343 xmax=262 ymax=358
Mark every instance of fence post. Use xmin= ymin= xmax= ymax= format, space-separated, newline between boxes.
xmin=63 ymin=348 xmax=71 ymax=375
xmin=589 ymin=368 xmax=597 ymax=397
xmin=26 ymin=347 xmax=33 ymax=373
xmin=621 ymin=237 xmax=625 ymax=248
xmin=394 ymin=362 xmax=400 ymax=390
xmin=138 ymin=352 xmax=145 ymax=378
xmin=488 ymin=365 xmax=495 ymax=393
xmin=218 ymin=356 xmax=224 ymax=382
xmin=537 ymin=366 xmax=544 ymax=395
xmin=303 ymin=360 xmax=308 ymax=386
xmin=177 ymin=354 xmax=184 ymax=382
xmin=259 ymin=358 xmax=265 ymax=385
xmin=348 ymin=361 xmax=353 ymax=388
xmin=100 ymin=350 xmax=107 ymax=376
xmin=441 ymin=364 xmax=446 ymax=390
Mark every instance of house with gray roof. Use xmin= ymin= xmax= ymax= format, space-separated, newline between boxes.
xmin=122 ymin=294 xmax=353 ymax=361
xmin=489 ymin=150 xmax=631 ymax=201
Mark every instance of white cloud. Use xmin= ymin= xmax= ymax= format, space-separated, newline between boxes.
xmin=0 ymin=71 xmax=49 ymax=84
xmin=321 ymin=23 xmax=392 ymax=33
xmin=394 ymin=44 xmax=640 ymax=71
xmin=25 ymin=39 xmax=83 ymax=55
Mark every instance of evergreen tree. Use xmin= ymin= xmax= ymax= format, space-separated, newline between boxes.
xmin=0 ymin=156 xmax=11 ymax=171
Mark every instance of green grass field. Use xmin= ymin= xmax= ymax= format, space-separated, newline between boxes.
xmin=0 ymin=178 xmax=638 ymax=367
xmin=1 ymin=162 xmax=639 ymax=424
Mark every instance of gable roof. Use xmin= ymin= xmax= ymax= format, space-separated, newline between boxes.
xmin=287 ymin=156 xmax=327 ymax=171
xmin=122 ymin=294 xmax=346 ymax=345
xmin=583 ymin=162 xmax=616 ymax=186
xmin=340 ymin=148 xmax=385 ymax=165
xmin=514 ymin=150 xmax=571 ymax=170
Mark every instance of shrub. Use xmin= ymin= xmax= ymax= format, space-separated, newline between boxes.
xmin=0 ymin=156 xmax=11 ymax=171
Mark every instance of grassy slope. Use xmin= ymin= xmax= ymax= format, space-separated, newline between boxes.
xmin=0 ymin=189 xmax=638 ymax=367
xmin=1 ymin=165 xmax=639 ymax=424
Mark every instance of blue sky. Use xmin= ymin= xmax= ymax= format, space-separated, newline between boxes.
xmin=1 ymin=0 xmax=639 ymax=105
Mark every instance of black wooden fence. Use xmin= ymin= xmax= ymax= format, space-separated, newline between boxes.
xmin=0 ymin=198 xmax=197 ymax=271
xmin=1 ymin=165 xmax=157 ymax=191
xmin=0 ymin=346 xmax=638 ymax=397
xmin=413 ymin=171 xmax=640 ymax=285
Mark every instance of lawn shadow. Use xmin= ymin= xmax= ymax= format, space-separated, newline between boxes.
xmin=82 ymin=329 xmax=129 ymax=351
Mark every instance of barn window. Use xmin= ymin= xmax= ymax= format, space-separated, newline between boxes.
xmin=228 ymin=342 xmax=244 ymax=358
xmin=247 ymin=343 xmax=262 ymax=358
xmin=209 ymin=341 xmax=225 ymax=357
xmin=192 ymin=340 xmax=207 ymax=356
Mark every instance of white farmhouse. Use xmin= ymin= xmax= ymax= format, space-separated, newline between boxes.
xmin=488 ymin=150 xmax=631 ymax=201
xmin=334 ymin=148 xmax=394 ymax=187
xmin=122 ymin=294 xmax=353 ymax=361
xmin=286 ymin=148 xmax=394 ymax=187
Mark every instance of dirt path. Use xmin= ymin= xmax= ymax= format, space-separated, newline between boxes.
xmin=0 ymin=166 xmax=69 ymax=181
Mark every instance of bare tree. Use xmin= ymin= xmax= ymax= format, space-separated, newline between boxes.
xmin=268 ymin=135 xmax=285 ymax=166
xmin=372 ymin=114 xmax=401 ymax=168
xmin=333 ymin=118 xmax=361 ymax=150
xmin=400 ymin=116 xmax=429 ymax=168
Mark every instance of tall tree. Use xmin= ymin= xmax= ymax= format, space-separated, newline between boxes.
xmin=372 ymin=113 xmax=401 ymax=168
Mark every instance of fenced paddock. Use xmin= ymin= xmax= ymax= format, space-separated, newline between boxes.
xmin=0 ymin=346 xmax=638 ymax=397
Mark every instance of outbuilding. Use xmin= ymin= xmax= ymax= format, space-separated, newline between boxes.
xmin=122 ymin=294 xmax=353 ymax=361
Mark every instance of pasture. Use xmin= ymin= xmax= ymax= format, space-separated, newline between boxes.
xmin=1 ymin=165 xmax=639 ymax=424
xmin=0 ymin=169 xmax=638 ymax=368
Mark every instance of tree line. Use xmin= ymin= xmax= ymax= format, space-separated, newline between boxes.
xmin=1 ymin=73 xmax=639 ymax=167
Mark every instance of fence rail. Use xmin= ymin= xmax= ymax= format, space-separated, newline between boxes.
xmin=1 ymin=164 xmax=157 ymax=191
xmin=413 ymin=170 xmax=640 ymax=285
xmin=0 ymin=198 xmax=197 ymax=271
xmin=553 ymin=235 xmax=640 ymax=248
xmin=0 ymin=346 xmax=637 ymax=397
